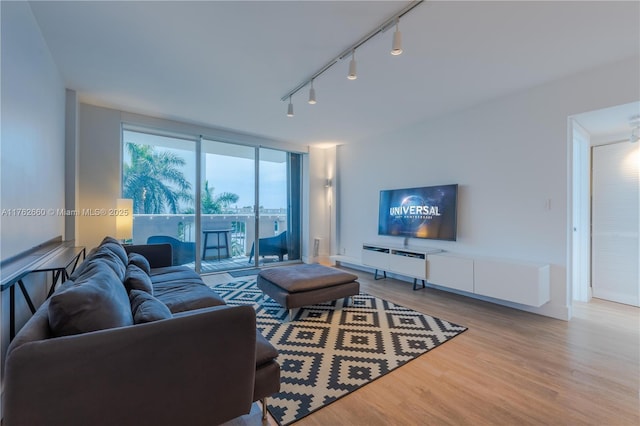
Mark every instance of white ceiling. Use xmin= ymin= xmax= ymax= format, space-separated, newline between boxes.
xmin=28 ymin=1 xmax=640 ymax=147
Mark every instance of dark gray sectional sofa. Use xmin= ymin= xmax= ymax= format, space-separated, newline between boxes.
xmin=3 ymin=237 xmax=280 ymax=426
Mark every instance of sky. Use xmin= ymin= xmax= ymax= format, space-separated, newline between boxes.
xmin=206 ymin=153 xmax=287 ymax=210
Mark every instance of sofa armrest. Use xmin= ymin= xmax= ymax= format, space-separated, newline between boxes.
xmin=125 ymin=243 xmax=173 ymax=268
xmin=4 ymin=305 xmax=257 ymax=426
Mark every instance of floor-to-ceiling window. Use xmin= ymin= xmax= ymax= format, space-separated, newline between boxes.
xmin=200 ymin=139 xmax=256 ymax=273
xmin=122 ymin=129 xmax=197 ymax=266
xmin=255 ymin=148 xmax=301 ymax=267
xmin=122 ymin=128 xmax=301 ymax=273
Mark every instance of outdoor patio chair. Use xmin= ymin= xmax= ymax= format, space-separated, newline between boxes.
xmin=147 ymin=235 xmax=195 ymax=266
xmin=248 ymin=231 xmax=288 ymax=263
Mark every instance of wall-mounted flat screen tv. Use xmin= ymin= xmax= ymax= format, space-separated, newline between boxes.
xmin=378 ymin=184 xmax=458 ymax=241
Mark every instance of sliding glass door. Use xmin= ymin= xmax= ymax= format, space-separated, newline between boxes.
xmin=123 ymin=128 xmax=301 ymax=273
xmin=122 ymin=130 xmax=197 ymax=266
xmin=200 ymin=140 xmax=256 ymax=273
xmin=256 ymin=148 xmax=300 ymax=267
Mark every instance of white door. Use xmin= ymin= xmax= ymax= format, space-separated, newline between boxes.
xmin=591 ymin=141 xmax=639 ymax=306
xmin=572 ymin=122 xmax=591 ymax=302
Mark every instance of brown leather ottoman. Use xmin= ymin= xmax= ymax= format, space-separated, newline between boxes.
xmin=257 ymin=264 xmax=359 ymax=320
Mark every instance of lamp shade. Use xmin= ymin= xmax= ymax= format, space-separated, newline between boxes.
xmin=115 ymin=198 xmax=133 ymax=241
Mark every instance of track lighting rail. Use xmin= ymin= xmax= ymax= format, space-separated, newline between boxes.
xmin=280 ymin=0 xmax=424 ymax=104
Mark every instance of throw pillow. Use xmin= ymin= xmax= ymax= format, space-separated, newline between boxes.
xmin=100 ymin=235 xmax=121 ymax=246
xmin=48 ymin=263 xmax=134 ymax=337
xmin=68 ymin=246 xmax=99 ymax=281
xmin=100 ymin=236 xmax=128 ymax=266
xmin=128 ymin=252 xmax=151 ymax=275
xmin=124 ymin=264 xmax=153 ymax=295
xmin=87 ymin=245 xmax=127 ymax=281
xmin=129 ymin=289 xmax=172 ymax=324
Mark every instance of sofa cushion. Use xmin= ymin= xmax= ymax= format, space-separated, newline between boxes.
xmin=124 ymin=264 xmax=153 ymax=295
xmin=149 ymin=266 xmax=205 ymax=285
xmin=99 ymin=236 xmax=129 ymax=265
xmin=84 ymin=245 xmax=127 ymax=281
xmin=68 ymin=247 xmax=100 ymax=281
xmin=153 ymin=283 xmax=226 ymax=313
xmin=68 ymin=257 xmax=89 ymax=282
xmin=256 ymin=331 xmax=279 ymax=367
xmin=149 ymin=266 xmax=225 ymax=312
xmin=48 ymin=262 xmax=134 ymax=337
xmin=129 ymin=289 xmax=172 ymax=324
xmin=128 ymin=252 xmax=151 ymax=275
xmin=100 ymin=235 xmax=122 ymax=246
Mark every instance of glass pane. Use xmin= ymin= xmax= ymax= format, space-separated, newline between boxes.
xmin=122 ymin=130 xmax=196 ymax=267
xmin=201 ymin=139 xmax=255 ymax=273
xmin=257 ymin=148 xmax=300 ymax=265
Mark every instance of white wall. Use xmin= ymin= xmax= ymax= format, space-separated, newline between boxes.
xmin=0 ymin=1 xmax=66 ymax=417
xmin=0 ymin=1 xmax=65 ymax=258
xmin=77 ymin=104 xmax=122 ymax=249
xmin=306 ymin=146 xmax=336 ymax=264
xmin=335 ymin=56 xmax=640 ymax=320
xmin=65 ymin=89 xmax=79 ymax=241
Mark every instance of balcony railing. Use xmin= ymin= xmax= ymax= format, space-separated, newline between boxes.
xmin=132 ymin=213 xmax=287 ymax=258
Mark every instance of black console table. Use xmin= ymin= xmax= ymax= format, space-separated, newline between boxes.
xmin=1 ymin=240 xmax=85 ymax=340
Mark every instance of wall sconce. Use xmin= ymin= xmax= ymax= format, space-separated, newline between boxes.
xmin=115 ymin=198 xmax=133 ymax=243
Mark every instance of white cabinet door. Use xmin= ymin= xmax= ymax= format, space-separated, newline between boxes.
xmin=362 ymin=248 xmax=389 ymax=270
xmin=427 ymin=254 xmax=474 ymax=292
xmin=474 ymin=259 xmax=550 ymax=307
xmin=390 ymin=252 xmax=427 ymax=280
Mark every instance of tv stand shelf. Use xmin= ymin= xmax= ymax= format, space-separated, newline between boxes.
xmin=362 ymin=243 xmax=441 ymax=290
xmin=361 ymin=243 xmax=550 ymax=307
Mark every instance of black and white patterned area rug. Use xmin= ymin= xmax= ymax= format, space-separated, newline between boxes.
xmin=211 ymin=278 xmax=467 ymax=425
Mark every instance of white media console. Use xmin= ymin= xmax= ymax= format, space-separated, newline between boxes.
xmin=362 ymin=243 xmax=441 ymax=290
xmin=361 ymin=242 xmax=550 ymax=307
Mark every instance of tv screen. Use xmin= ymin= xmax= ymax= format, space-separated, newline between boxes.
xmin=378 ymin=184 xmax=458 ymax=241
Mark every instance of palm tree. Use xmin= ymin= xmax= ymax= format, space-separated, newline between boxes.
xmin=123 ymin=143 xmax=193 ymax=214
xmin=201 ymin=180 xmax=239 ymax=214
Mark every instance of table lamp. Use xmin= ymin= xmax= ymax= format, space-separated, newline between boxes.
xmin=115 ymin=198 xmax=133 ymax=244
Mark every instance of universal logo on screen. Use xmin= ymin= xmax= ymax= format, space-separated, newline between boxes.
xmin=390 ymin=195 xmax=442 ymax=220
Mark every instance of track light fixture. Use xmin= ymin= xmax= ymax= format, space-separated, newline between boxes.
xmin=308 ymin=80 xmax=317 ymax=104
xmin=391 ymin=19 xmax=403 ymax=55
xmin=347 ymin=50 xmax=357 ymax=80
xmin=287 ymin=96 xmax=294 ymax=117
xmin=280 ymin=0 xmax=423 ymax=115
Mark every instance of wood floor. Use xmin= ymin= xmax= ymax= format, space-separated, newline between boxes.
xmin=221 ymin=268 xmax=640 ymax=426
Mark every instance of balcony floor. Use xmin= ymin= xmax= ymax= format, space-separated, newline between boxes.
xmin=190 ymin=255 xmax=285 ymax=274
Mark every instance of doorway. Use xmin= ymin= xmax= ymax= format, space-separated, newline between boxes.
xmin=570 ymin=102 xmax=640 ymax=308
